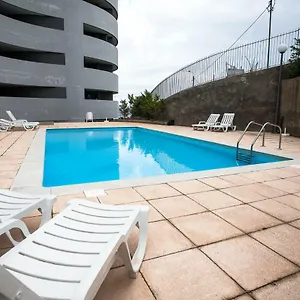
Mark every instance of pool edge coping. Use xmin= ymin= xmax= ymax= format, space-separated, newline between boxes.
xmin=11 ymin=126 xmax=300 ymax=195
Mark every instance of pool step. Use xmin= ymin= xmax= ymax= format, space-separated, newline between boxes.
xmin=236 ymin=151 xmax=252 ymax=164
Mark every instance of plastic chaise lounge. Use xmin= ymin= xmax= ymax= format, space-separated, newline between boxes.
xmin=0 ymin=119 xmax=12 ymax=132
xmin=6 ymin=110 xmax=39 ymax=131
xmin=210 ymin=113 xmax=237 ymax=132
xmin=0 ymin=199 xmax=149 ymax=300
xmin=0 ymin=190 xmax=56 ymax=246
xmin=192 ymin=113 xmax=220 ymax=131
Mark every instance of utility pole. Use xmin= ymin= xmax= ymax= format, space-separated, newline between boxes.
xmin=267 ymin=0 xmax=275 ymax=68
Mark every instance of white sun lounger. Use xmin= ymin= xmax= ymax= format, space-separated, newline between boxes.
xmin=6 ymin=111 xmax=39 ymax=131
xmin=0 ymin=190 xmax=56 ymax=246
xmin=0 ymin=199 xmax=149 ymax=300
xmin=210 ymin=113 xmax=237 ymax=132
xmin=0 ymin=119 xmax=12 ymax=132
xmin=192 ymin=114 xmax=220 ymax=131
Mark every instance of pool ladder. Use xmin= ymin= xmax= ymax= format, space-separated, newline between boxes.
xmin=236 ymin=121 xmax=282 ymax=164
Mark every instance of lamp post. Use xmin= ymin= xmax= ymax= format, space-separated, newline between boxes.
xmin=275 ymin=43 xmax=288 ymax=127
xmin=188 ymin=70 xmax=195 ymax=87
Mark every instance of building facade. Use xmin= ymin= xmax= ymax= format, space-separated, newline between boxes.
xmin=0 ymin=0 xmax=118 ymax=121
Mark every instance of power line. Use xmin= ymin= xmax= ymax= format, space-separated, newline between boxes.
xmin=195 ymin=5 xmax=269 ymax=80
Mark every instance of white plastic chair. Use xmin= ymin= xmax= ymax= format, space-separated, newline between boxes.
xmin=86 ymin=112 xmax=94 ymax=122
xmin=6 ymin=111 xmax=39 ymax=131
xmin=192 ymin=114 xmax=220 ymax=131
xmin=0 ymin=190 xmax=56 ymax=246
xmin=210 ymin=113 xmax=237 ymax=132
xmin=0 ymin=119 xmax=12 ymax=132
xmin=0 ymin=199 xmax=149 ymax=300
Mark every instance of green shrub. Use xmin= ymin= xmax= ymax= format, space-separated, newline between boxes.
xmin=119 ymin=99 xmax=130 ymax=118
xmin=127 ymin=90 xmax=165 ymax=120
xmin=288 ymin=38 xmax=300 ymax=78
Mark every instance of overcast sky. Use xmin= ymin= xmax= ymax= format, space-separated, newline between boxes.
xmin=115 ymin=0 xmax=300 ymax=101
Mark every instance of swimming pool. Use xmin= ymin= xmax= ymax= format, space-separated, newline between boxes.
xmin=43 ymin=127 xmax=289 ymax=187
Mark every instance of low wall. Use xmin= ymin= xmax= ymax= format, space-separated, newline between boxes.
xmin=162 ymin=67 xmax=281 ymax=130
xmin=281 ymin=77 xmax=300 ymax=137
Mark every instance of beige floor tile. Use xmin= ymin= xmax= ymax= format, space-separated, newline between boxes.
xmin=252 ymin=272 xmax=300 ymax=300
xmin=264 ymin=179 xmax=300 ymax=193
xmin=144 ymin=221 xmax=193 ymax=259
xmin=0 ymin=164 xmax=20 ymax=171
xmin=141 ymin=249 xmax=243 ymax=300
xmin=0 ymin=179 xmax=13 ymax=189
xmin=0 ymin=170 xmax=18 ymax=179
xmin=134 ymin=184 xmax=181 ymax=200
xmin=168 ymin=180 xmax=213 ymax=194
xmin=150 ymin=195 xmax=206 ymax=218
xmin=199 ymin=177 xmax=235 ymax=189
xmin=0 ymin=158 xmax=24 ymax=165
xmin=220 ymin=174 xmax=255 ymax=185
xmin=290 ymin=219 xmax=300 ymax=229
xmin=273 ymin=194 xmax=300 ymax=211
xmin=215 ymin=205 xmax=281 ymax=233
xmin=245 ymin=183 xmax=287 ymax=198
xmin=221 ymin=186 xmax=266 ymax=203
xmin=240 ymin=171 xmax=279 ymax=182
xmin=54 ymin=193 xmax=88 ymax=213
xmin=286 ymin=176 xmax=300 ymax=184
xmin=251 ymin=224 xmax=300 ymax=265
xmin=283 ymin=166 xmax=300 ymax=174
xmin=100 ymin=188 xmax=144 ymax=204
xmin=202 ymin=236 xmax=299 ymax=291
xmin=171 ymin=212 xmax=243 ymax=246
xmin=251 ymin=199 xmax=300 ymax=222
xmin=0 ymin=216 xmax=41 ymax=249
xmin=233 ymin=295 xmax=254 ymax=300
xmin=95 ymin=267 xmax=155 ymax=300
xmin=129 ymin=201 xmax=165 ymax=222
xmin=188 ymin=190 xmax=242 ymax=210
xmin=1 ymin=154 xmax=26 ymax=160
xmin=265 ymin=168 xmax=300 ymax=178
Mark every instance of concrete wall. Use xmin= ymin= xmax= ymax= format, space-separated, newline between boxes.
xmin=0 ymin=0 xmax=118 ymax=122
xmin=281 ymin=77 xmax=300 ymax=137
xmin=162 ymin=67 xmax=281 ymax=130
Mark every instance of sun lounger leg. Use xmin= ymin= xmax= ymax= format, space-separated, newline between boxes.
xmin=3 ymin=219 xmax=30 ymax=246
xmin=119 ymin=206 xmax=149 ymax=278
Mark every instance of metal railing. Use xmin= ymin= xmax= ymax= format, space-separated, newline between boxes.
xmin=236 ymin=121 xmax=282 ymax=164
xmin=152 ymin=28 xmax=300 ymax=99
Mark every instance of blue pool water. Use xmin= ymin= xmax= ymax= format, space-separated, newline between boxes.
xmin=43 ymin=127 xmax=289 ymax=187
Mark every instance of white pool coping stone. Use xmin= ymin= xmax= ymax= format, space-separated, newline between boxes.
xmin=11 ymin=126 xmax=300 ymax=196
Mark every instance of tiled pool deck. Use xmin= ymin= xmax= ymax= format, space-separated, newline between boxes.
xmin=1 ymin=122 xmax=300 ymax=299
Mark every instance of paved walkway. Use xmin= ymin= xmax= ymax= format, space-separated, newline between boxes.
xmin=1 ymin=123 xmax=300 ymax=299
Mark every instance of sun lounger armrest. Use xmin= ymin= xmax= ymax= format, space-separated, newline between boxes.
xmin=0 ymin=219 xmax=30 ymax=236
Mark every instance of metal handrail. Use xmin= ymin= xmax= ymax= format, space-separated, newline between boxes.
xmin=236 ymin=121 xmax=263 ymax=159
xmin=236 ymin=121 xmax=282 ymax=163
xmin=250 ymin=122 xmax=282 ymax=158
